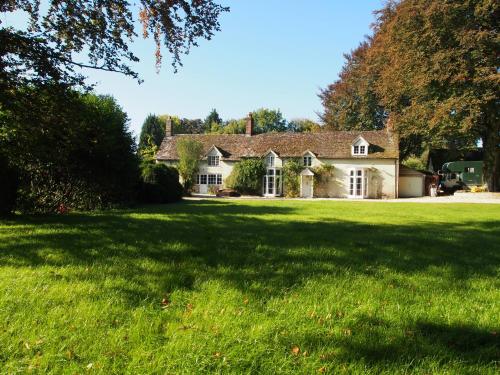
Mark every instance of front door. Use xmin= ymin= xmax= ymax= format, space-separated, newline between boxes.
xmin=199 ymin=174 xmax=208 ymax=194
xmin=301 ymin=175 xmax=313 ymax=198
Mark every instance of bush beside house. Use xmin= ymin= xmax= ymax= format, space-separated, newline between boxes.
xmin=139 ymin=163 xmax=183 ymax=203
xmin=226 ymin=159 xmax=266 ymax=195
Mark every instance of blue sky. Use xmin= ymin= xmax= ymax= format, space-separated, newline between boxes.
xmin=4 ymin=1 xmax=384 ymax=136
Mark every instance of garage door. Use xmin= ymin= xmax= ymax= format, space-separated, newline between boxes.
xmin=399 ymin=176 xmax=424 ymax=197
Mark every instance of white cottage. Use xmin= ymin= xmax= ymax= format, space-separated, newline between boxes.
xmin=156 ymin=114 xmax=400 ymax=199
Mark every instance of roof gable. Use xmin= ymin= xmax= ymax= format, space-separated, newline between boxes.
xmin=352 ymin=135 xmax=369 ymax=146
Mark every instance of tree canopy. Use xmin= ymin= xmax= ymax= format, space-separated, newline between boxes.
xmin=1 ymin=90 xmax=140 ymax=212
xmin=252 ymin=108 xmax=288 ymax=133
xmin=204 ymin=109 xmax=223 ymax=130
xmin=0 ymin=0 xmax=229 ymax=91
xmin=320 ymin=0 xmax=499 ymax=190
xmin=138 ymin=114 xmax=165 ymax=151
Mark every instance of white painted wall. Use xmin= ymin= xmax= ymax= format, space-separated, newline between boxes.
xmin=303 ymin=158 xmax=397 ymax=199
xmin=161 ymin=157 xmax=398 ymax=198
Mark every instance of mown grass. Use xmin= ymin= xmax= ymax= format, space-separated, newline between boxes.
xmin=0 ymin=200 xmax=499 ymax=374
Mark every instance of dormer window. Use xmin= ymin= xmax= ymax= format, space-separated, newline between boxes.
xmin=266 ymin=155 xmax=275 ymax=167
xmin=351 ymin=136 xmax=369 ymax=156
xmin=303 ymin=155 xmax=312 ymax=167
xmin=208 ymin=155 xmax=220 ymax=166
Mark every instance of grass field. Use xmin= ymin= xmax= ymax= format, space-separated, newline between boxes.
xmin=0 ymin=200 xmax=499 ymax=374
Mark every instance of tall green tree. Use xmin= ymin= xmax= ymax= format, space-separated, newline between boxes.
xmin=204 ymin=109 xmax=223 ymax=132
xmin=320 ymin=0 xmax=499 ymax=190
xmin=138 ymin=114 xmax=165 ymax=151
xmin=252 ymin=108 xmax=289 ymax=133
xmin=370 ymin=0 xmax=499 ymax=190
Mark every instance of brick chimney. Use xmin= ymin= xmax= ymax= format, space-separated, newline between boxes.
xmin=246 ymin=112 xmax=254 ymax=136
xmin=165 ymin=116 xmax=173 ymax=137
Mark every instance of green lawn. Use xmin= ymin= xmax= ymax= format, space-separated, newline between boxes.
xmin=1 ymin=200 xmax=499 ymax=374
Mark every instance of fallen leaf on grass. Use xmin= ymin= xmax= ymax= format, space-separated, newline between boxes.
xmin=318 ymin=366 xmax=327 ymax=373
xmin=161 ymin=296 xmax=170 ymax=308
xmin=291 ymin=345 xmax=300 ymax=355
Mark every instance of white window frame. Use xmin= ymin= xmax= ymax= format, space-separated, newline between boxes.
xmin=208 ymin=155 xmax=220 ymax=166
xmin=208 ymin=174 xmax=217 ymax=185
xmin=303 ymin=155 xmax=312 ymax=167
xmin=216 ymin=174 xmax=222 ymax=185
xmin=266 ymin=155 xmax=275 ymax=167
xmin=351 ymin=136 xmax=369 ymax=156
xmin=199 ymin=174 xmax=207 ymax=185
xmin=348 ymin=168 xmax=368 ymax=198
xmin=263 ymin=168 xmax=282 ymax=196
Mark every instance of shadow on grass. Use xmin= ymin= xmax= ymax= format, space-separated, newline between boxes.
xmin=1 ymin=200 xmax=499 ymax=298
xmin=299 ymin=317 xmax=500 ymax=368
xmin=1 ymin=200 xmax=499 ymax=368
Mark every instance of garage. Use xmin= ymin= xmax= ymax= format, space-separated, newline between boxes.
xmin=398 ymin=165 xmax=425 ymax=197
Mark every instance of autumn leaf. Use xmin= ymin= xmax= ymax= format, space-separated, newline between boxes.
xmin=291 ymin=345 xmax=300 ymax=355
xmin=161 ymin=295 xmax=170 ymax=308
xmin=318 ymin=366 xmax=327 ymax=373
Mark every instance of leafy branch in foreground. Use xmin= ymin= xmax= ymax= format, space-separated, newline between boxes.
xmin=0 ymin=0 xmax=229 ymax=89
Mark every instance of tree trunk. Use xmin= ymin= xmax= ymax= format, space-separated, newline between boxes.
xmin=482 ymin=123 xmax=500 ymax=192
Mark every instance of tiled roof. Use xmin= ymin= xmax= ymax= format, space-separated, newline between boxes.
xmin=156 ymin=130 xmax=398 ymax=161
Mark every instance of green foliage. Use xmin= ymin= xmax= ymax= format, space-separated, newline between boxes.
xmin=402 ymin=156 xmax=426 ymax=171
xmin=176 ymin=138 xmax=203 ymax=192
xmin=226 ymin=159 xmax=266 ymax=194
xmin=178 ymin=118 xmax=205 ymax=134
xmin=1 ymin=89 xmax=140 ymax=213
xmin=283 ymin=159 xmax=303 ymax=197
xmin=204 ymin=109 xmax=223 ymax=131
xmin=0 ymin=154 xmax=19 ymax=215
xmin=138 ymin=114 xmax=165 ymax=151
xmin=208 ymin=119 xmax=246 ymax=134
xmin=139 ymin=163 xmax=182 ymax=203
xmin=320 ymin=0 xmax=499 ymax=189
xmin=252 ymin=108 xmax=289 ymax=133
xmin=1 ymin=201 xmax=499 ymax=373
xmin=207 ymin=112 xmax=320 ymax=135
xmin=138 ymin=136 xmax=160 ymax=163
xmin=288 ymin=118 xmax=322 ymax=133
xmin=0 ymin=1 xmax=228 ymax=91
xmin=311 ymin=164 xmax=334 ymax=185
xmin=319 ymin=41 xmax=386 ymax=132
